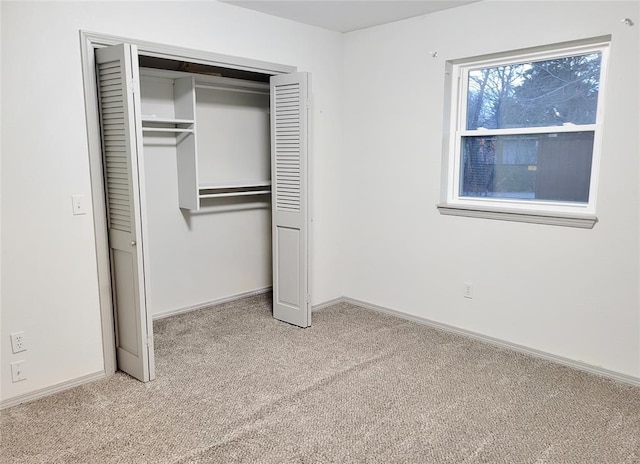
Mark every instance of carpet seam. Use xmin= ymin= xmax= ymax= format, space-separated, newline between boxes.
xmin=172 ymin=350 xmax=398 ymax=463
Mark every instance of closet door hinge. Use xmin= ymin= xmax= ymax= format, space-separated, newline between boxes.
xmin=130 ymin=79 xmax=139 ymax=95
xmin=146 ymin=335 xmax=153 ymax=347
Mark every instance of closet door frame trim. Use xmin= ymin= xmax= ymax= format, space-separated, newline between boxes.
xmin=80 ymin=30 xmax=296 ymax=377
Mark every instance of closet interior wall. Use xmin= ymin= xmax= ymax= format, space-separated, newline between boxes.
xmin=138 ymin=64 xmax=273 ymax=318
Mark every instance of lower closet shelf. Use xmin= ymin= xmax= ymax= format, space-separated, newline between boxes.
xmin=198 ymin=182 xmax=272 ymax=200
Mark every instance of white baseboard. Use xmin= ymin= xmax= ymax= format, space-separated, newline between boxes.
xmin=1 ymin=370 xmax=106 ymax=410
xmin=315 ymin=296 xmax=640 ymax=388
xmin=153 ymin=287 xmax=272 ymax=321
xmin=5 ymin=293 xmax=635 ymax=410
xmin=311 ymin=296 xmax=344 ymax=312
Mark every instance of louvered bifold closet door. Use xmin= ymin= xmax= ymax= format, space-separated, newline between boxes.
xmin=95 ymin=43 xmax=154 ymax=382
xmin=270 ymin=72 xmax=311 ymax=328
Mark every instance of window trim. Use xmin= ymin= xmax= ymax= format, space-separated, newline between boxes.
xmin=438 ymin=37 xmax=610 ymax=228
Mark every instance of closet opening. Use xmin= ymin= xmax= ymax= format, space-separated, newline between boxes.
xmin=137 ymin=54 xmax=274 ymax=317
xmin=136 ymin=55 xmax=274 ymax=381
xmin=81 ymin=32 xmax=311 ymax=384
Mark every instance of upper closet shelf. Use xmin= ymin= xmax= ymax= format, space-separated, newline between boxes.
xmin=141 ymin=116 xmax=194 ymax=134
xmin=142 ymin=116 xmax=195 ymax=124
xmin=195 ymin=82 xmax=268 ymax=95
xmin=142 ymin=127 xmax=194 ymax=134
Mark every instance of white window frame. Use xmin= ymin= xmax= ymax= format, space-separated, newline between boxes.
xmin=437 ymin=38 xmax=610 ymax=228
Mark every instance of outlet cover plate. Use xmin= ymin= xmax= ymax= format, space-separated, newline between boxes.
xmin=10 ymin=331 xmax=26 ymax=353
xmin=464 ymin=282 xmax=473 ymax=299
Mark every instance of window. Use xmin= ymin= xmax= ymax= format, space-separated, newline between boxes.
xmin=438 ymin=39 xmax=609 ymax=228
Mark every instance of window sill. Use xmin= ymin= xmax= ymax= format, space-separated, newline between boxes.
xmin=436 ymin=203 xmax=597 ymax=229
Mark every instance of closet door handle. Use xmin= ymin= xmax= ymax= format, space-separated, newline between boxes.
xmin=131 ymin=241 xmax=137 ymax=247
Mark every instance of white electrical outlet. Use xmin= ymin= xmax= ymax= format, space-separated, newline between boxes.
xmin=11 ymin=361 xmax=26 ymax=382
xmin=10 ymin=331 xmax=26 ymax=353
xmin=463 ymin=282 xmax=473 ymax=299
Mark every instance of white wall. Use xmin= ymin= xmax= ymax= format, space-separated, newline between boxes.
xmin=0 ymin=1 xmax=343 ymax=403
xmin=342 ymin=1 xmax=640 ymax=377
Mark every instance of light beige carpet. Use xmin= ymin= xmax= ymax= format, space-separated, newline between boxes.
xmin=2 ymin=293 xmax=639 ymax=463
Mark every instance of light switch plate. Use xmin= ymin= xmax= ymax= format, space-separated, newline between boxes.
xmin=72 ymin=194 xmax=87 ymax=215
xmin=11 ymin=361 xmax=26 ymax=382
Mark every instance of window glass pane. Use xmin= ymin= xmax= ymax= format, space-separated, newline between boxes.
xmin=460 ymin=132 xmax=594 ymax=203
xmin=466 ymin=52 xmax=601 ymax=130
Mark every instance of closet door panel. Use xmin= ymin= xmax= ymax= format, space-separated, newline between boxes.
xmin=96 ymin=43 xmax=155 ymax=382
xmin=270 ymin=72 xmax=310 ymax=328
